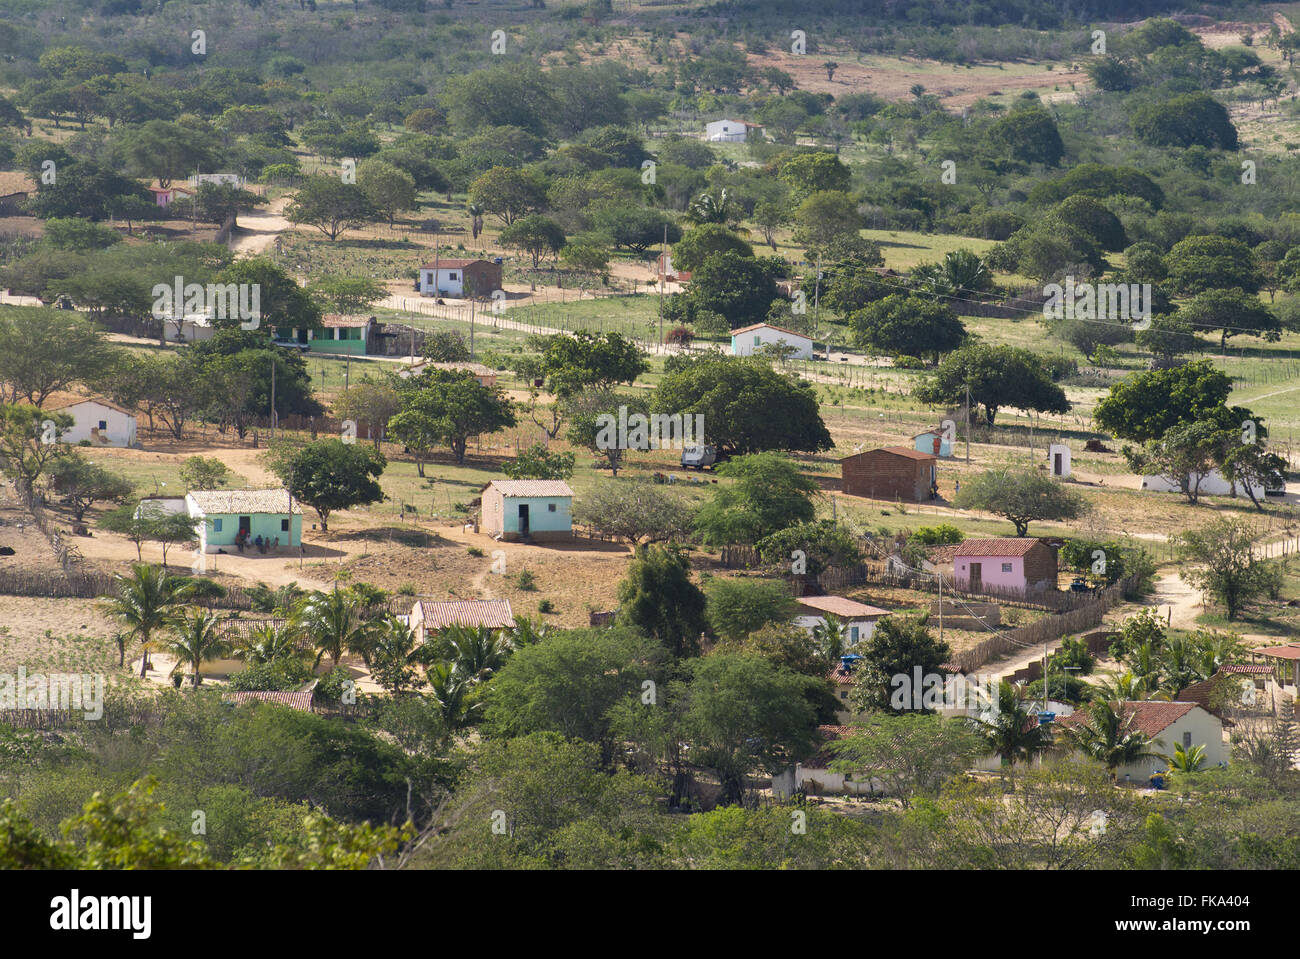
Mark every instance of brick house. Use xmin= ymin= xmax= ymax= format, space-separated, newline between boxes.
xmin=952 ymin=538 xmax=1058 ymax=594
xmin=840 ymin=446 xmax=937 ymax=502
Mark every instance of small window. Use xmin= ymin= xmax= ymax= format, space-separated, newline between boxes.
xmin=281 ymin=518 xmax=290 ymax=532
xmin=1183 ymin=732 xmax=1192 ymax=749
xmin=840 ymin=691 xmax=849 ymax=700
xmin=1001 ymin=562 xmax=1013 ymax=573
xmin=849 ymin=626 xmax=859 ymax=644
xmin=753 ymin=335 xmax=761 ymax=346
xmin=97 ymin=420 xmax=107 ymax=430
xmin=213 ymin=518 xmax=223 ymax=532
xmin=548 ymin=503 xmax=557 ymax=512
xmin=449 ymin=272 xmax=459 ymax=281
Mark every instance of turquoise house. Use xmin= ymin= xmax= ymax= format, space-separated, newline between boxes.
xmin=276 ymin=315 xmax=372 ymax=355
xmin=186 ymin=489 xmax=303 ymax=553
xmin=913 ymin=429 xmax=954 ymax=458
xmin=481 ymin=480 xmax=573 ymax=542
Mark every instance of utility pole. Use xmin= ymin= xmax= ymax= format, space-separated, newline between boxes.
xmin=937 ymin=571 xmax=943 ymax=645
xmin=658 ymin=222 xmax=667 ymax=349
xmin=965 ymin=381 xmax=971 ymax=465
xmin=269 ymin=354 xmax=276 ymax=443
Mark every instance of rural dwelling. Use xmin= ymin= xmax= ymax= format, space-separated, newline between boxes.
xmin=480 ymin=479 xmax=574 ymax=541
xmin=793 ymin=595 xmax=889 ymax=646
xmin=50 ymin=398 xmax=137 ymax=448
xmin=771 ymin=725 xmax=884 ymax=799
xmin=952 ymin=538 xmax=1058 ymax=595
xmin=147 ymin=184 xmax=192 ymax=209
xmin=729 ymin=322 xmax=814 ymax=360
xmin=1048 ymin=442 xmax=1072 ymax=479
xmin=163 ymin=313 xmax=216 ymax=343
xmin=223 ymin=690 xmax=315 ymax=712
xmin=0 ymin=171 xmax=36 ymax=215
xmin=1057 ymin=702 xmax=1228 ymax=782
xmin=840 ymin=446 xmax=937 ymax=502
xmin=913 ymin=429 xmax=953 ymax=458
xmin=190 ymin=173 xmax=245 ymax=188
xmin=656 ymin=251 xmax=690 ymax=283
xmin=1252 ymin=643 xmax=1300 ymax=691
xmin=186 ymin=489 xmax=302 ymax=553
xmin=409 ymin=599 xmax=515 ymax=644
xmin=401 ymin=360 xmax=497 ymax=387
xmin=417 ymin=258 xmax=503 ymax=298
xmin=1141 ymin=468 xmax=1264 ymax=501
xmin=706 ymin=119 xmax=761 ymax=142
xmin=277 ymin=315 xmax=373 ymax=355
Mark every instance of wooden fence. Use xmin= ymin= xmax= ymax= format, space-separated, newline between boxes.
xmin=945 ymin=574 xmax=1140 ymax=674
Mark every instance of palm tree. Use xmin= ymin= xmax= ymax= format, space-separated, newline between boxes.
xmin=369 ymin=615 xmax=424 ymax=695
xmin=1089 ymin=670 xmax=1155 ymax=703
xmin=440 ymin=624 xmax=512 ymax=681
xmin=1064 ymin=700 xmax=1158 ymax=780
xmin=1165 ymin=742 xmax=1207 ymax=773
xmin=810 ymin=613 xmax=848 ymax=668
xmin=467 ymin=203 xmax=485 ymax=241
xmin=293 ymin=585 xmax=375 ymax=670
xmin=425 ymin=662 xmax=483 ymax=730
xmin=940 ymin=249 xmax=989 ymax=295
xmin=160 ymin=609 xmax=231 ymax=687
xmin=506 ymin=616 xmax=550 ymax=648
xmin=970 ymin=681 xmax=1050 ymax=768
xmin=238 ymin=620 xmax=307 ymax=666
xmin=101 ymin=563 xmax=194 ymax=676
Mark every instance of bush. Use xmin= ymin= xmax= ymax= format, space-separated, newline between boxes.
xmin=227 ymin=659 xmax=313 ymax=692
xmin=538 ymin=599 xmax=555 ymax=614
xmin=911 ymin=524 xmax=964 ymax=546
xmin=516 ymin=569 xmax=537 ymax=591
xmin=314 ymin=666 xmax=356 ymax=704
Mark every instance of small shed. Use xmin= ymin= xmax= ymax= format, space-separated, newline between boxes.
xmin=793 ymin=595 xmax=889 ymax=646
xmin=841 ymin=446 xmax=937 ymax=502
xmin=417 ymin=259 xmax=503 ymax=298
xmin=706 ymin=119 xmax=761 ymax=143
xmin=1048 ymin=442 xmax=1071 ymax=478
xmin=186 ymin=489 xmax=302 ymax=553
xmin=730 ymin=322 xmax=814 ymax=360
xmin=49 ymin=398 xmax=137 ymax=448
xmin=913 ymin=429 xmax=953 ymax=458
xmin=409 ymin=599 xmax=515 ymax=644
xmin=480 ymin=479 xmax=573 ymax=542
xmin=952 ymin=538 xmax=1057 ymax=594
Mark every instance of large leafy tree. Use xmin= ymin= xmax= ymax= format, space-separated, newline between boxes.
xmin=850 ymin=614 xmax=953 ymax=714
xmin=703 ymin=577 xmax=799 ymax=644
xmin=1177 ymin=287 xmax=1278 ymax=348
xmin=468 ymin=166 xmax=547 ymax=226
xmin=48 ymin=454 xmax=134 ymax=523
xmin=1163 ymin=234 xmax=1260 ymax=297
xmin=539 ymin=331 xmax=647 ymax=398
xmin=1093 ymin=360 xmax=1245 ymax=444
xmin=848 ymin=294 xmax=966 ymax=364
xmin=682 ymin=251 xmax=781 ymax=329
xmin=1177 ymin=517 xmax=1268 ymax=621
xmin=916 ymin=343 xmax=1069 ymax=427
xmin=265 ymin=439 xmax=386 ymax=532
xmin=694 ymin=451 xmax=819 ymax=545
xmin=0 ymin=307 xmax=116 ymax=406
xmin=983 ymin=104 xmax=1065 ymax=167
xmin=574 ymin=479 xmax=694 ymax=544
xmin=286 ymin=176 xmax=374 ymax=241
xmin=653 ymin=356 xmax=832 ymax=456
xmin=671 ymin=223 xmax=753 ymax=273
xmin=616 ymin=545 xmax=708 ymax=657
xmin=392 ymin=369 xmax=516 ymax=465
xmin=952 ymin=467 xmax=1088 ymax=536
xmin=0 ymin=404 xmax=72 ymax=499
xmin=1131 ymin=92 xmax=1237 ymax=150
xmin=499 ymin=215 xmax=566 ymax=268
xmin=1122 ymin=419 xmax=1235 ymax=504
xmin=829 ymin=714 xmax=982 ymax=808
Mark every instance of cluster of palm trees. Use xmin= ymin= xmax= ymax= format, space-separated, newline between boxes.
xmin=102 ymin=564 xmax=547 ymax=727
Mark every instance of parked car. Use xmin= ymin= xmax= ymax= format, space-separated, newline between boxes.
xmin=681 ymin=444 xmax=717 ymax=469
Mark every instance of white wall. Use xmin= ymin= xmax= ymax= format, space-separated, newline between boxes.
xmin=418 ymin=268 xmax=464 ymax=296
xmin=731 ymin=325 xmax=813 ymax=359
xmin=793 ymin=613 xmax=878 ymax=646
xmin=59 ymin=402 xmax=136 ymax=447
xmin=706 ymin=120 xmax=747 ymax=142
xmin=1113 ymin=707 xmax=1228 ymax=783
xmin=1142 ymin=469 xmax=1263 ymax=500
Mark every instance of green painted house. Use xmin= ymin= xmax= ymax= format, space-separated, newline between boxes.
xmin=186 ymin=489 xmax=303 ymax=553
xmin=277 ymin=314 xmax=372 ymax=355
xmin=481 ymin=480 xmax=573 ymax=542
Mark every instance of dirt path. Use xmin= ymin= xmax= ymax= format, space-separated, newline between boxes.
xmin=228 ymin=196 xmax=292 ymax=257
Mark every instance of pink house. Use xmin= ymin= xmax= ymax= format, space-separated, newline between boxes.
xmin=147 ymin=185 xmax=192 ymax=209
xmin=952 ymin=539 xmax=1058 ymax=594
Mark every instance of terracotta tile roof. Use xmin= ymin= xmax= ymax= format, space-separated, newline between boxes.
xmin=46 ymin=396 xmax=136 ymax=417
xmin=223 ymin=690 xmax=314 ymax=712
xmin=797 ymin=595 xmax=889 ymax=618
xmin=841 ymin=446 xmax=938 ymax=463
xmin=1255 ymin=644 xmax=1300 ymax=661
xmin=1057 ymin=701 xmax=1201 ymax=738
xmin=1220 ymin=663 xmax=1274 ymax=675
xmin=804 ymin=724 xmax=853 ymax=768
xmin=187 ymin=489 xmax=302 ymax=515
xmin=487 ymin=480 xmax=574 ymax=498
xmin=954 ymin=538 xmax=1048 ymax=558
xmin=320 ymin=314 xmax=373 ymax=328
xmin=216 ymin=617 xmax=287 ymax=640
xmin=414 ymin=599 xmax=515 ymax=631
xmin=827 ymin=665 xmax=856 ymax=686
xmin=420 ymin=258 xmax=495 ymax=269
xmin=730 ymin=322 xmax=813 ymax=341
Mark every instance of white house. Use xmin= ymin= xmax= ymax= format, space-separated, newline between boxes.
xmin=163 ymin=313 xmax=215 ymax=343
xmin=1142 ymin=468 xmax=1264 ymax=501
xmin=1057 ymin=701 xmax=1228 ymax=782
xmin=706 ymin=119 xmax=760 ymax=143
xmin=793 ymin=595 xmax=889 ymax=646
xmin=771 ymin=725 xmax=885 ymax=799
xmin=49 ymin=399 xmax=137 ymax=448
xmin=729 ymin=322 xmax=814 ymax=360
xmin=190 ymin=173 xmax=244 ymax=189
xmin=416 ymin=259 xmax=503 ymax=298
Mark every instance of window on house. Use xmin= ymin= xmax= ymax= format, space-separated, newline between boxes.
xmin=213 ymin=519 xmax=223 ymax=532
xmin=840 ymin=691 xmax=848 ymax=700
xmin=753 ymin=335 xmax=761 ymax=346
xmin=548 ymin=503 xmax=557 ymax=512
xmin=281 ymin=519 xmax=290 ymax=532
xmin=1001 ymin=562 xmax=1013 ymax=573
xmin=449 ymin=272 xmax=459 ymax=281
xmin=1183 ymin=732 xmax=1192 ymax=749
xmin=849 ymin=626 xmax=859 ymax=644
xmin=98 ymin=420 xmax=107 ymax=430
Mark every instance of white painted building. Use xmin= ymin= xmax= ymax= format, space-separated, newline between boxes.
xmin=729 ymin=322 xmax=814 ymax=360
xmin=50 ymin=399 xmax=137 ymax=448
xmin=190 ymin=173 xmax=245 ymax=188
xmin=706 ymin=119 xmax=760 ymax=143
xmin=1141 ymin=468 xmax=1263 ymax=500
xmin=1058 ymin=702 xmax=1228 ymax=783
xmin=793 ymin=595 xmax=889 ymax=646
xmin=163 ymin=314 xmax=215 ymax=343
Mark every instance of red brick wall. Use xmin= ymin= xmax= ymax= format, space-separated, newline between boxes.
xmin=841 ymin=451 xmax=930 ymax=501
